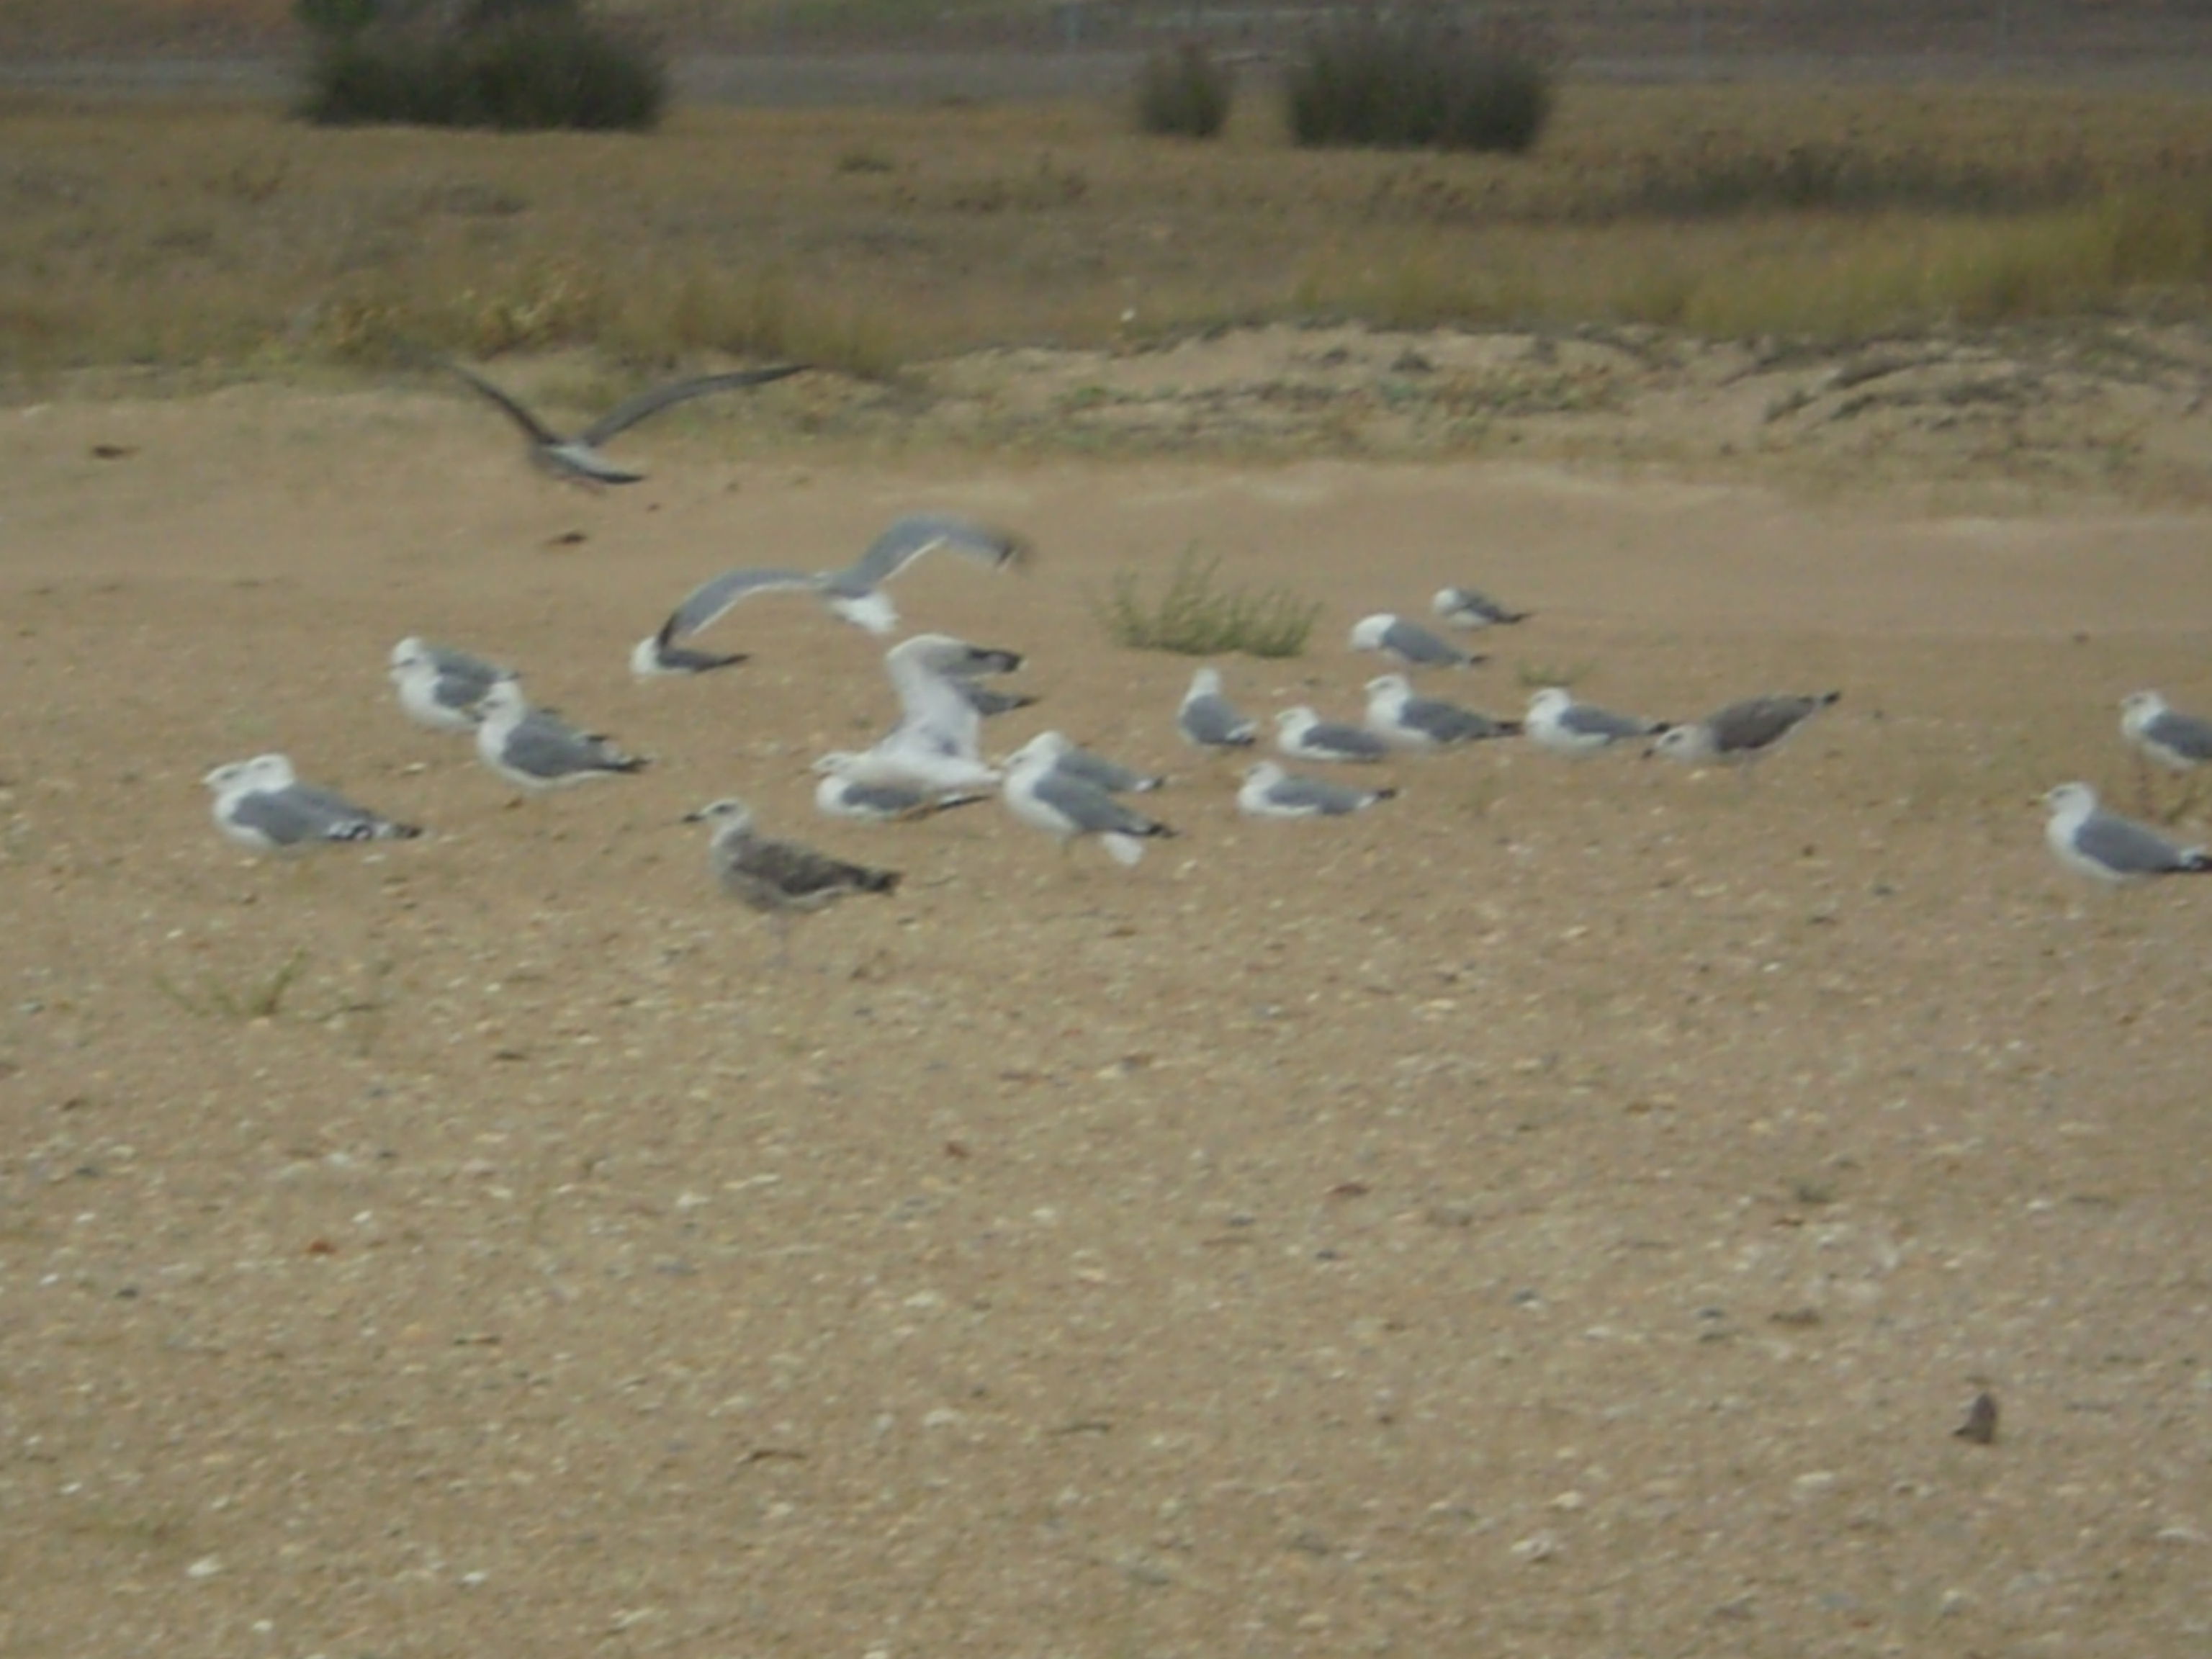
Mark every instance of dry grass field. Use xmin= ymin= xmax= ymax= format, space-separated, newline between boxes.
xmin=5 ymin=32 xmax=2212 ymax=1659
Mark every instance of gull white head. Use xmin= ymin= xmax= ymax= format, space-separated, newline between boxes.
xmin=1243 ymin=760 xmax=1286 ymax=788
xmin=1527 ymin=687 xmax=1573 ymax=719
xmin=2044 ymin=781 xmax=2099 ymax=819
xmin=390 ymin=637 xmax=431 ymax=675
xmin=1188 ymin=665 xmax=1223 ymax=696
xmin=1649 ymin=722 xmax=1714 ymax=763
xmin=683 ymin=796 xmax=756 ymax=836
xmin=1364 ymin=673 xmax=1412 ymax=702
xmin=203 ymin=753 xmax=297 ymax=793
xmin=475 ymin=675 xmax=528 ymax=720
xmin=1274 ymin=707 xmax=1317 ymax=734
xmin=2121 ymin=691 xmax=2167 ymax=719
xmin=1348 ymin=614 xmax=1396 ymax=652
xmin=1004 ymin=730 xmax=1074 ymax=772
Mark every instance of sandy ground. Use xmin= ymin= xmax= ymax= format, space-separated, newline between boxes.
xmin=4 ymin=363 xmax=2212 ymax=1658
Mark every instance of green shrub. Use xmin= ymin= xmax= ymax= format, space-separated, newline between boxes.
xmin=1100 ymin=548 xmax=1319 ymax=658
xmin=1135 ymin=42 xmax=1233 ymax=140
xmin=300 ymin=9 xmax=667 ymax=132
xmin=1286 ymin=9 xmax=1555 ymax=155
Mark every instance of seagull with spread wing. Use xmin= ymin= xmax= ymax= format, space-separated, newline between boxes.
xmin=439 ymin=357 xmax=807 ymax=487
xmin=637 ymin=513 xmax=1027 ymax=665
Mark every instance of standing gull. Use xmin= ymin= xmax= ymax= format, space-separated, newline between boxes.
xmin=643 ymin=513 xmax=1027 ymax=657
xmin=2043 ymin=782 xmax=2211 ymax=883
xmin=1524 ymin=687 xmax=1668 ymax=758
xmin=685 ymin=796 xmax=900 ymax=964
xmin=1363 ymin=673 xmax=1519 ymax=750
xmin=475 ymin=678 xmax=646 ymax=791
xmin=1349 ymin=613 xmax=1483 ymax=669
xmin=1177 ymin=666 xmax=1259 ymax=750
xmin=1274 ymin=706 xmax=1390 ymax=764
xmin=204 ymin=755 xmax=421 ymax=853
xmin=1650 ymin=691 xmax=1840 ymax=766
xmin=2120 ymin=689 xmax=2212 ymax=817
xmin=441 ymin=358 xmax=807 ymax=487
xmin=1010 ymin=730 xmax=1165 ymax=794
xmin=390 ymin=636 xmax=510 ymax=733
xmin=1002 ymin=734 xmax=1177 ymax=866
xmin=1238 ymin=762 xmax=1395 ymax=820
xmin=1432 ymin=586 xmax=1531 ymax=629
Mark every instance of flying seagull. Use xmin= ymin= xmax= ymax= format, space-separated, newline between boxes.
xmin=1524 ymin=688 xmax=1669 ymax=757
xmin=1650 ymin=691 xmax=1840 ymax=765
xmin=204 ymin=754 xmax=421 ymax=853
xmin=1363 ymin=673 xmax=1519 ymax=750
xmin=642 ymin=513 xmax=1027 ymax=659
xmin=1431 ymin=586 xmax=1530 ymax=628
xmin=2043 ymin=782 xmax=2212 ymax=883
xmin=1002 ymin=734 xmax=1177 ymax=866
xmin=474 ymin=677 xmax=646 ymax=791
xmin=2120 ymin=689 xmax=2212 ymax=817
xmin=1274 ymin=706 xmax=1390 ymax=764
xmin=1177 ymin=666 xmax=1259 ymax=750
xmin=1238 ymin=761 xmax=1395 ymax=819
xmin=390 ymin=636 xmax=511 ymax=733
xmin=441 ymin=358 xmax=807 ymax=487
xmin=1349 ymin=613 xmax=1483 ymax=669
xmin=685 ymin=796 xmax=899 ymax=965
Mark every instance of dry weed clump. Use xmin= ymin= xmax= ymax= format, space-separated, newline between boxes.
xmin=1100 ymin=549 xmax=1320 ymax=658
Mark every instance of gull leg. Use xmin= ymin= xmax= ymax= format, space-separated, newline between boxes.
xmin=770 ymin=913 xmax=793 ymax=970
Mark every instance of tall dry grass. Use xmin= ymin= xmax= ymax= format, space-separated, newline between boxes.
xmin=1 ymin=82 xmax=2210 ymax=381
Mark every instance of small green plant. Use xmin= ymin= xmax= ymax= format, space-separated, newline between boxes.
xmin=1287 ymin=9 xmax=1555 ymax=155
xmin=1514 ymin=659 xmax=1593 ymax=691
xmin=1135 ymin=42 xmax=1233 ymax=140
xmin=1099 ymin=548 xmax=1319 ymax=658
xmin=156 ymin=951 xmax=310 ymax=1022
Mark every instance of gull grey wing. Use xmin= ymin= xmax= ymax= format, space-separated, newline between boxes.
xmin=835 ymin=513 xmax=1025 ymax=593
xmin=506 ymin=711 xmax=641 ymax=781
xmin=1268 ymin=773 xmax=1376 ymax=814
xmin=1708 ymin=693 xmax=1836 ymax=753
xmin=235 ymin=786 xmax=415 ymax=845
xmin=1308 ymin=720 xmax=1390 ymax=758
xmin=1563 ymin=702 xmax=1660 ymax=740
xmin=956 ymin=682 xmax=1036 ymax=717
xmin=2146 ymin=709 xmax=2212 ymax=763
xmin=1054 ymin=747 xmax=1160 ymax=793
xmin=1403 ymin=696 xmax=1515 ymax=742
xmin=577 ymin=365 xmax=809 ymax=446
xmin=1181 ymin=693 xmax=1256 ymax=745
xmin=727 ymin=837 xmax=899 ymax=904
xmin=441 ymin=360 xmax=561 ymax=445
xmin=1033 ymin=769 xmax=1169 ymax=837
xmin=1384 ymin=619 xmax=1475 ymax=666
xmin=2075 ymin=811 xmax=2206 ymax=876
xmin=662 ymin=567 xmax=824 ymax=639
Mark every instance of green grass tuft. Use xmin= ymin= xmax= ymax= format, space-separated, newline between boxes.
xmin=1099 ymin=548 xmax=1319 ymax=658
xmin=1286 ymin=9 xmax=1555 ymax=155
xmin=156 ymin=951 xmax=310 ymax=1022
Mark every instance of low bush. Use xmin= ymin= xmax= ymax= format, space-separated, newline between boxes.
xmin=1135 ymin=42 xmax=1233 ymax=140
xmin=1286 ymin=9 xmax=1554 ymax=155
xmin=299 ymin=6 xmax=667 ymax=132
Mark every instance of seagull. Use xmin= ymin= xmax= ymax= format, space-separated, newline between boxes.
xmin=809 ymin=635 xmax=1025 ymax=798
xmin=643 ymin=513 xmax=1028 ymax=657
xmin=1274 ymin=706 xmax=1390 ymax=764
xmin=1524 ymin=687 xmax=1669 ymax=757
xmin=1432 ymin=586 xmax=1530 ymax=628
xmin=1650 ymin=691 xmax=1840 ymax=765
xmin=1363 ymin=673 xmax=1519 ymax=750
xmin=203 ymin=755 xmax=421 ymax=853
xmin=2043 ymin=782 xmax=2212 ymax=883
xmin=1002 ymin=734 xmax=1177 ymax=866
xmin=812 ymin=766 xmax=992 ymax=824
xmin=474 ymin=677 xmax=646 ymax=790
xmin=389 ymin=637 xmax=511 ymax=733
xmin=685 ymin=797 xmax=899 ymax=965
xmin=1349 ymin=613 xmax=1483 ymax=669
xmin=2120 ymin=689 xmax=2212 ymax=817
xmin=1177 ymin=666 xmax=1259 ymax=749
xmin=440 ymin=358 xmax=807 ymax=487
xmin=1008 ymin=729 xmax=1164 ymax=794
xmin=1238 ymin=761 xmax=1395 ymax=819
